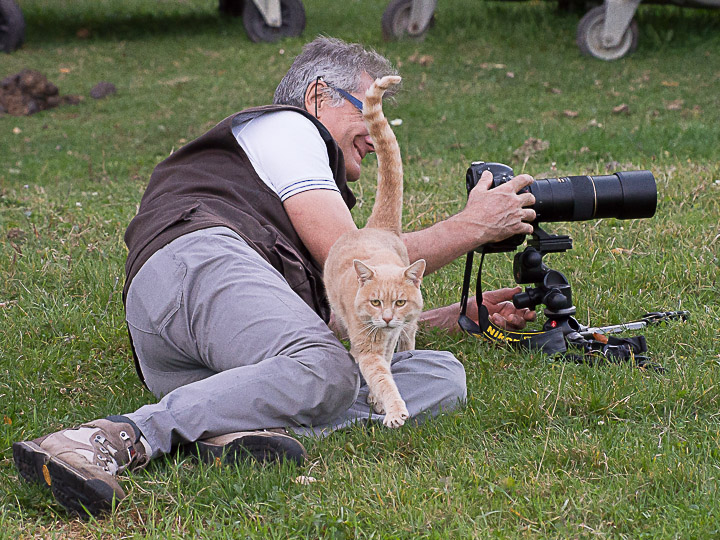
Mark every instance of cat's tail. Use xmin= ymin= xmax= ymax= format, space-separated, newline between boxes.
xmin=363 ymin=75 xmax=403 ymax=234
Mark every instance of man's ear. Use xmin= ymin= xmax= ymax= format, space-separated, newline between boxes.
xmin=304 ymin=79 xmax=323 ymax=118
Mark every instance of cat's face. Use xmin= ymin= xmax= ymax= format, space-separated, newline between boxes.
xmin=353 ymin=260 xmax=425 ymax=330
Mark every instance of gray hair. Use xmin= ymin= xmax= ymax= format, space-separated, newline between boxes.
xmin=273 ymin=36 xmax=399 ymax=109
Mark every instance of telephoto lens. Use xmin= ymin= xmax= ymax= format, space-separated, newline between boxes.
xmin=466 ymin=162 xmax=657 ymax=223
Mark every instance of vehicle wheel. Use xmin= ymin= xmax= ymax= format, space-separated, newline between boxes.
xmin=242 ymin=0 xmax=305 ymax=43
xmin=0 ymin=0 xmax=25 ymax=53
xmin=219 ymin=0 xmax=245 ymax=17
xmin=381 ymin=0 xmax=434 ymax=41
xmin=576 ymin=5 xmax=639 ymax=60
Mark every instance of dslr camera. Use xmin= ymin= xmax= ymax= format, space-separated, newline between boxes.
xmin=466 ymin=161 xmax=657 ymax=253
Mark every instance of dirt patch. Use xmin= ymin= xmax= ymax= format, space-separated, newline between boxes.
xmin=0 ymin=69 xmax=82 ymax=116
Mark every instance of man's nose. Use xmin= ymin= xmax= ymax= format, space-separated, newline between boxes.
xmin=365 ymin=135 xmax=375 ymax=152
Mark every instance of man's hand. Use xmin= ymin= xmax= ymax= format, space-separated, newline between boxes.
xmin=454 ymin=170 xmax=537 ymax=244
xmin=481 ymin=287 xmax=536 ymax=330
xmin=419 ymin=287 xmax=536 ymax=333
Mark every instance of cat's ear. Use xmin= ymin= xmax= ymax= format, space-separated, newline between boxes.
xmin=353 ymin=259 xmax=375 ymax=284
xmin=404 ymin=259 xmax=426 ymax=287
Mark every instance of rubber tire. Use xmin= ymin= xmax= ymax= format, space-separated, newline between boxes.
xmin=219 ymin=0 xmax=245 ymax=17
xmin=242 ymin=0 xmax=305 ymax=43
xmin=381 ymin=0 xmax=435 ymax=41
xmin=0 ymin=0 xmax=25 ymax=53
xmin=576 ymin=5 xmax=639 ymax=61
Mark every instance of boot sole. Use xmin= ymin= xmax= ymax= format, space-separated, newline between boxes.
xmin=192 ymin=434 xmax=306 ymax=467
xmin=45 ymin=458 xmax=122 ymax=518
xmin=12 ymin=441 xmax=52 ymax=488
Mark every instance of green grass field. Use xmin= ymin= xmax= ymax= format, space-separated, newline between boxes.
xmin=1 ymin=0 xmax=719 ymax=537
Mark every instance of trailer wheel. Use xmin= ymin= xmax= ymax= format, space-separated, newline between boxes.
xmin=219 ymin=0 xmax=245 ymax=17
xmin=0 ymin=0 xmax=25 ymax=53
xmin=381 ymin=0 xmax=434 ymax=41
xmin=242 ymin=0 xmax=305 ymax=43
xmin=577 ymin=5 xmax=638 ymax=60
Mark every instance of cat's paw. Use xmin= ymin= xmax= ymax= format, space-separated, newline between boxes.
xmin=367 ymin=393 xmax=385 ymax=414
xmin=383 ymin=402 xmax=409 ymax=428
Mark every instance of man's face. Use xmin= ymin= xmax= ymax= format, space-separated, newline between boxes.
xmin=315 ymin=73 xmax=375 ymax=182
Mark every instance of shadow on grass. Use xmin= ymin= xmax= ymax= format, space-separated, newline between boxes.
xmin=20 ymin=9 xmax=249 ymax=49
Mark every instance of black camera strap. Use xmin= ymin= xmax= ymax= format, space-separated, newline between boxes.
xmin=459 ymin=249 xmax=567 ymax=354
xmin=458 ymin=249 xmax=663 ymax=369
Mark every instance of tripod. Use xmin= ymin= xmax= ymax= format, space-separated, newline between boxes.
xmin=458 ymin=226 xmax=688 ymax=370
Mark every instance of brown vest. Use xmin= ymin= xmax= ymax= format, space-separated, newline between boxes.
xmin=123 ymin=105 xmax=356 ymax=323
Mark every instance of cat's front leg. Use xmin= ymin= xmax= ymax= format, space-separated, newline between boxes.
xmin=367 ymin=391 xmax=385 ymax=414
xmin=383 ymin=399 xmax=409 ymax=428
xmin=396 ymin=321 xmax=417 ymax=352
xmin=355 ymin=351 xmax=408 ymax=428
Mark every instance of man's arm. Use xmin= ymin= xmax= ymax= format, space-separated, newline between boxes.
xmin=420 ymin=288 xmax=536 ymax=333
xmin=284 ymin=184 xmax=536 ymax=334
xmin=285 ymin=170 xmax=536 ymax=271
xmin=283 ymin=189 xmax=357 ymax=266
xmin=403 ymin=170 xmax=536 ymax=274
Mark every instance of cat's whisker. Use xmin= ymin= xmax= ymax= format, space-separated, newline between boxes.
xmin=352 ymin=322 xmax=381 ymax=343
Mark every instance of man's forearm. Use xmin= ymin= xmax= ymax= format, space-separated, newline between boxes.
xmin=418 ymin=303 xmax=462 ymax=333
xmin=402 ymin=172 xmax=536 ymax=274
xmin=402 ymin=217 xmax=486 ymax=275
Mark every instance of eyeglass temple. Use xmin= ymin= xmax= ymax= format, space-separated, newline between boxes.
xmin=316 ymin=77 xmax=363 ymax=111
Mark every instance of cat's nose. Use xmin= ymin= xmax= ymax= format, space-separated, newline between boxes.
xmin=382 ymin=314 xmax=393 ymax=324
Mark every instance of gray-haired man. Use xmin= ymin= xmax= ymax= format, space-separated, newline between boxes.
xmin=13 ymin=36 xmax=536 ymax=517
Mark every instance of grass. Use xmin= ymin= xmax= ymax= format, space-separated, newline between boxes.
xmin=1 ymin=0 xmax=719 ymax=537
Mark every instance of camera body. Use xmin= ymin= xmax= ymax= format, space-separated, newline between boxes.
xmin=466 ymin=161 xmax=658 ymax=253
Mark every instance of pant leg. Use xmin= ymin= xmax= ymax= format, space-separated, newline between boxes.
xmin=124 ymin=227 xmax=360 ymax=458
xmin=293 ymin=349 xmax=467 ymax=437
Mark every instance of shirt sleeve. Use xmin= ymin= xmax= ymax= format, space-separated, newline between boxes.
xmin=231 ymin=110 xmax=340 ymax=202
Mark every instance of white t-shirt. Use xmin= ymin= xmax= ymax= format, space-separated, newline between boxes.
xmin=231 ymin=110 xmax=340 ymax=202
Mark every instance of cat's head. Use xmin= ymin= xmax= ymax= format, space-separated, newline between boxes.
xmin=352 ymin=259 xmax=426 ymax=329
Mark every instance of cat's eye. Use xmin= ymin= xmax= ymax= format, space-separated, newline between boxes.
xmin=395 ymin=300 xmax=406 ymax=306
xmin=370 ymin=299 xmax=381 ymax=307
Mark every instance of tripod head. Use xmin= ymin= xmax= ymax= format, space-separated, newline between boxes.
xmin=510 ymin=226 xmax=581 ymax=336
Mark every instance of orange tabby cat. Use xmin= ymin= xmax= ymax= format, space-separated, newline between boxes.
xmin=324 ymin=75 xmax=425 ymax=428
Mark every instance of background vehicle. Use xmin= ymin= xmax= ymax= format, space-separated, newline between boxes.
xmin=0 ymin=0 xmax=306 ymax=52
xmin=381 ymin=0 xmax=720 ymax=60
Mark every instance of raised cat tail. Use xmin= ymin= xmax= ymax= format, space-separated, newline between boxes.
xmin=363 ymin=75 xmax=403 ymax=234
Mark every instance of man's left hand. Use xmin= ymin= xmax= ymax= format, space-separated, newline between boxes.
xmin=481 ymin=287 xmax=536 ymax=330
xmin=419 ymin=286 xmax=536 ymax=333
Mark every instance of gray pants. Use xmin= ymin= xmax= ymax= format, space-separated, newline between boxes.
xmin=125 ymin=227 xmax=466 ymax=458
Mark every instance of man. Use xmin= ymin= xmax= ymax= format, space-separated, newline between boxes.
xmin=13 ymin=36 xmax=536 ymax=517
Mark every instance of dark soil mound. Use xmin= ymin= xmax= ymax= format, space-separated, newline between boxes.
xmin=0 ymin=69 xmax=81 ymax=116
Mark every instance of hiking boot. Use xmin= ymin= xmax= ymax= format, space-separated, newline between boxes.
xmin=12 ymin=416 xmax=151 ymax=517
xmin=189 ymin=429 xmax=307 ymax=467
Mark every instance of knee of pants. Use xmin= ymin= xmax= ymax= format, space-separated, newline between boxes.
xmin=442 ymin=352 xmax=468 ymax=405
xmin=301 ymin=344 xmax=360 ymax=425
xmin=421 ymin=350 xmax=468 ymax=406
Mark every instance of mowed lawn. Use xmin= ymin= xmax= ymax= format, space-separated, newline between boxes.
xmin=1 ymin=0 xmax=719 ymax=537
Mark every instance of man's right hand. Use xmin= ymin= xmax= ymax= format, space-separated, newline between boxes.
xmin=456 ymin=169 xmax=536 ymax=245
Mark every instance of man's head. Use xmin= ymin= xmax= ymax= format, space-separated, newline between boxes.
xmin=274 ymin=36 xmax=399 ymax=181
